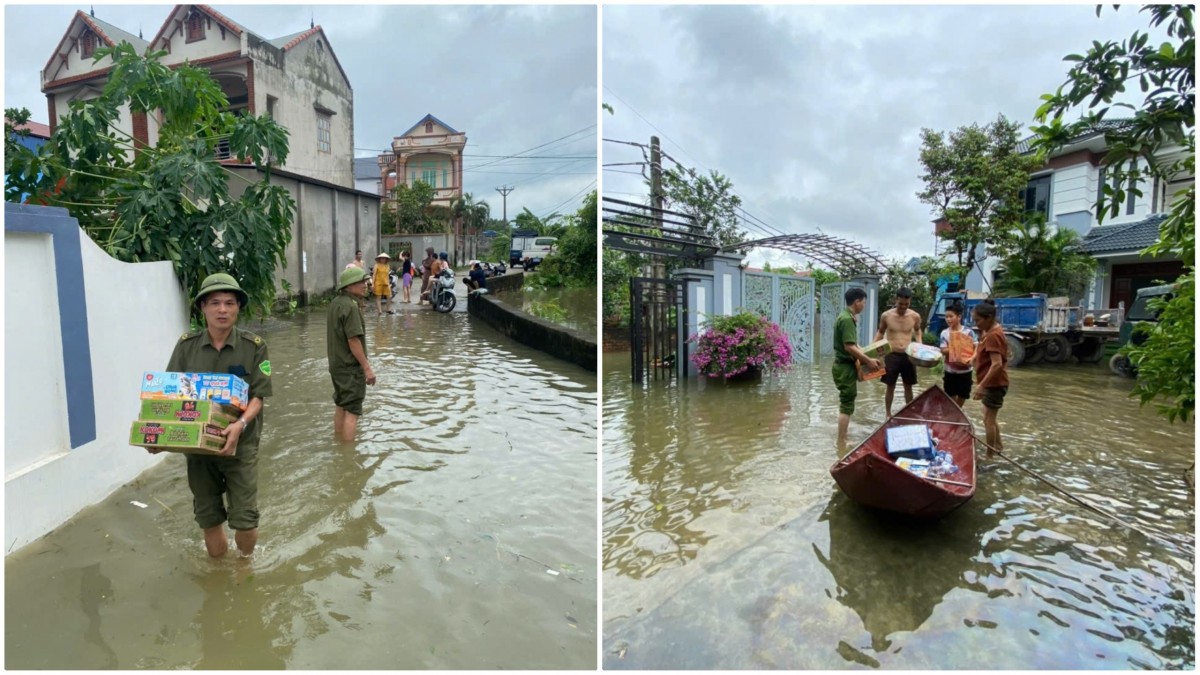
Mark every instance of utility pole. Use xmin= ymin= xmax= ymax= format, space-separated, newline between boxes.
xmin=495 ymin=185 xmax=514 ymax=225
xmin=648 ymin=136 xmax=668 ymax=378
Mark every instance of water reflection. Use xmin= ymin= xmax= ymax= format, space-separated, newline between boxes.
xmin=7 ymin=307 xmax=597 ymax=669
xmin=603 ymin=351 xmax=1194 ymax=669
xmin=493 ymin=286 xmax=597 ymax=334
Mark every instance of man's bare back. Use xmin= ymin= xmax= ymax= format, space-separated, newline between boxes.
xmin=878 ymin=308 xmax=922 ymax=353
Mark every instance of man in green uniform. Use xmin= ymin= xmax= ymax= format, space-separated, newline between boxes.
xmin=833 ymin=287 xmax=883 ymax=454
xmin=150 ymin=273 xmax=271 ymax=558
xmin=328 ymin=266 xmax=376 ymax=441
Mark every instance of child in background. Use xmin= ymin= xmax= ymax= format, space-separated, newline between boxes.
xmin=938 ymin=301 xmax=977 ymax=407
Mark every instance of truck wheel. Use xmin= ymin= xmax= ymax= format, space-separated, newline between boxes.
xmin=1072 ymin=338 xmax=1106 ymax=364
xmin=1025 ymin=344 xmax=1046 ymax=364
xmin=1005 ymin=335 xmax=1026 ymax=367
xmin=1109 ymin=353 xmax=1135 ymax=378
xmin=1043 ymin=335 xmax=1071 ymax=363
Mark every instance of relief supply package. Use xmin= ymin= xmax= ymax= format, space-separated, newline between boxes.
xmin=137 ymin=399 xmax=240 ymax=427
xmin=140 ymin=371 xmax=249 ymax=410
xmin=129 ymin=421 xmax=228 ymax=455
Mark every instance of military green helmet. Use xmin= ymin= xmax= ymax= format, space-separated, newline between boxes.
xmin=337 ymin=266 xmax=370 ymax=290
xmin=194 ymin=272 xmax=248 ymax=309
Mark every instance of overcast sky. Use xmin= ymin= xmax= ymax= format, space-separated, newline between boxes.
xmin=4 ymin=3 xmax=597 ymax=221
xmin=602 ymin=4 xmax=1168 ymax=269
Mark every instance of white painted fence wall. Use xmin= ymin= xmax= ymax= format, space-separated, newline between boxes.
xmin=5 ymin=203 xmax=187 ymax=554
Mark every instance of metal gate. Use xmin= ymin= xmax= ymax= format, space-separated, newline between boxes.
xmin=819 ymin=280 xmax=876 ymax=355
xmin=741 ymin=271 xmax=816 ymax=363
xmin=631 ymin=277 xmax=685 ymax=383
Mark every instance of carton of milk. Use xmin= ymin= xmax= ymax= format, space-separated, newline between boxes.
xmin=886 ymin=424 xmax=935 ymax=460
xmin=140 ymin=371 xmax=249 ymax=410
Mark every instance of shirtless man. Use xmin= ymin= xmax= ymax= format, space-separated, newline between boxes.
xmin=874 ymin=287 xmax=923 ymax=417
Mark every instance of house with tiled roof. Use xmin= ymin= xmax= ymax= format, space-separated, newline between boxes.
xmin=41 ymin=5 xmax=355 ymax=187
xmin=376 ymin=114 xmax=467 ymax=211
xmin=36 ymin=5 xmax=382 ymax=305
xmin=946 ymin=119 xmax=1191 ymax=310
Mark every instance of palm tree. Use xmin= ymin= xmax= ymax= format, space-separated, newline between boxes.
xmin=993 ymin=216 xmax=1096 ymax=300
xmin=514 ymin=207 xmax=566 ymax=237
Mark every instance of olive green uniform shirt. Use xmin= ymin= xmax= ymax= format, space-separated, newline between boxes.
xmin=327 ymin=293 xmax=366 ymax=372
xmin=167 ymin=325 xmax=271 ymax=446
xmin=833 ymin=309 xmax=859 ymax=364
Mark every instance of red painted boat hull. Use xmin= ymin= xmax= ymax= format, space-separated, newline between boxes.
xmin=830 ymin=386 xmax=976 ymax=518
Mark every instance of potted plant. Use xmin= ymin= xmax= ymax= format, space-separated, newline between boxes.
xmin=688 ymin=311 xmax=793 ymax=380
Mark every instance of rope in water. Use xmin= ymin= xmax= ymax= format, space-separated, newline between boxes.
xmin=971 ymin=433 xmax=1181 ymax=550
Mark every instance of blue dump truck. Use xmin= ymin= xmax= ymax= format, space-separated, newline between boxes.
xmin=510 ymin=230 xmax=539 ymax=268
xmin=928 ymin=292 xmax=1120 ymax=367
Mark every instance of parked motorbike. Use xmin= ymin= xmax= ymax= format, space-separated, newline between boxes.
xmin=428 ymin=269 xmax=456 ymax=313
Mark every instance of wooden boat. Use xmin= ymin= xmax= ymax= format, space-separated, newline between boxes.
xmin=830 ymin=385 xmax=976 ymax=517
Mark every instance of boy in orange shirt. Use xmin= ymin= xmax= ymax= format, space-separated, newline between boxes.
xmin=971 ymin=300 xmax=1009 ymax=458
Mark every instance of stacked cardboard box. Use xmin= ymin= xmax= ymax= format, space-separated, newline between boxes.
xmin=857 ymin=339 xmax=890 ymax=382
xmin=129 ymin=372 xmax=247 ymax=455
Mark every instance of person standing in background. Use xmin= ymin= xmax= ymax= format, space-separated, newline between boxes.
xmin=400 ymin=251 xmax=415 ymax=304
xmin=371 ymin=252 xmax=393 ymax=315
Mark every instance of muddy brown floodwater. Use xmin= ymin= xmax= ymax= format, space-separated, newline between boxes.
xmin=6 ymin=305 xmax=597 ymax=669
xmin=603 ymin=352 xmax=1194 ymax=669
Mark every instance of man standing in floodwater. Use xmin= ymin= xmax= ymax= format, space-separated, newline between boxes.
xmin=328 ymin=266 xmax=376 ymax=441
xmin=151 ymin=273 xmax=271 ymax=558
xmin=875 ymin=287 xmax=923 ymax=417
xmin=833 ymin=287 xmax=883 ymax=454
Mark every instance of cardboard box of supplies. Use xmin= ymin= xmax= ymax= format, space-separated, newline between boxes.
xmin=886 ymin=424 xmax=935 ymax=460
xmin=129 ymin=420 xmax=228 ymax=455
xmin=857 ymin=339 xmax=891 ymax=382
xmin=140 ymin=371 xmax=248 ymax=410
xmin=137 ymin=399 xmax=240 ymax=428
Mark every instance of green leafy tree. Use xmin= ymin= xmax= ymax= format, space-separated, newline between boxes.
xmin=658 ymin=167 xmax=747 ymax=249
xmin=4 ymin=107 xmax=33 ymax=160
xmin=917 ymin=115 xmax=1045 ymax=284
xmin=452 ymin=192 xmax=491 ymax=234
xmin=4 ymin=43 xmax=294 ymax=319
xmin=383 ymin=181 xmax=436 ymax=234
xmin=991 ymin=215 xmax=1097 ymax=300
xmin=1032 ymin=4 xmax=1193 ymax=422
xmin=526 ymin=191 xmax=597 ymax=288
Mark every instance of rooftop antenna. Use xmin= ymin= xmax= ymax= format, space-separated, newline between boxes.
xmin=90 ymin=5 xmax=95 ymax=17
xmin=310 ymin=12 xmax=314 ymax=29
xmin=138 ymin=24 xmax=143 ymax=39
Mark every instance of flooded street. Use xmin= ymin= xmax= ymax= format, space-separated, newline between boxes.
xmin=6 ymin=304 xmax=597 ymax=669
xmin=603 ymin=352 xmax=1194 ymax=669
xmin=493 ymin=285 xmax=598 ymax=335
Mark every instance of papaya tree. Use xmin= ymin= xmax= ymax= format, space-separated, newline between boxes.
xmin=5 ymin=42 xmax=295 ymax=319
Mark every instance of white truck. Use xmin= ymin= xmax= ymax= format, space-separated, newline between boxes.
xmin=521 ymin=236 xmax=557 ymax=271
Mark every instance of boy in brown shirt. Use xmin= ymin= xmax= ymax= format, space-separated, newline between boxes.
xmin=971 ymin=300 xmax=1009 ymax=458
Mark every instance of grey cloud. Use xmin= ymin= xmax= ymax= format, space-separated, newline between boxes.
xmin=603 ymin=4 xmax=1164 ymax=264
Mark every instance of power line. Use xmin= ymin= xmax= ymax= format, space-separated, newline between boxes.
xmin=537 ymin=180 xmax=596 ymax=220
xmin=604 ymin=89 xmax=794 ymax=239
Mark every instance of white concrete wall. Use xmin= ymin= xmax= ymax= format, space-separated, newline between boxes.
xmin=5 ymin=205 xmax=188 ymax=554
xmin=5 ymin=233 xmax=70 ymax=470
xmin=1049 ymin=164 xmax=1089 ymax=218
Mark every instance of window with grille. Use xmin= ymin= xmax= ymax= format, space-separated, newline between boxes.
xmin=186 ymin=12 xmax=205 ymax=42
xmin=317 ymin=113 xmax=331 ymax=153
xmin=80 ymin=30 xmax=98 ymax=59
